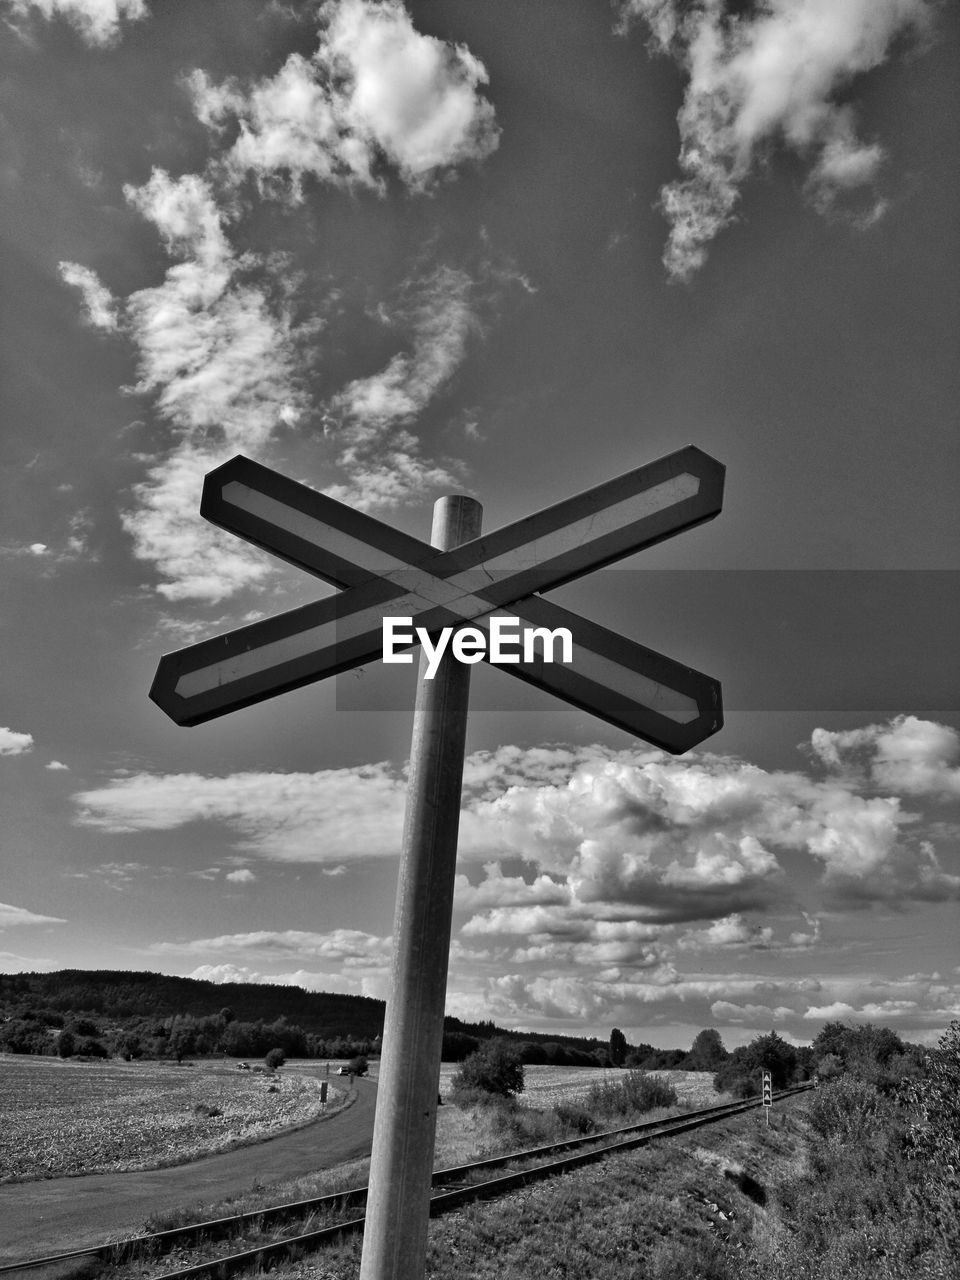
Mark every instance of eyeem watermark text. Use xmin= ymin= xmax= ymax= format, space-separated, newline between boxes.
xmin=383 ymin=616 xmax=574 ymax=680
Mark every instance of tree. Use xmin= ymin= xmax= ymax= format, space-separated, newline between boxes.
xmin=686 ymin=1028 xmax=727 ymax=1070
xmin=57 ymin=1030 xmax=76 ymax=1058
xmin=451 ymin=1038 xmax=525 ymax=1099
xmin=609 ymin=1028 xmax=627 ymax=1067
xmin=714 ymin=1030 xmax=797 ymax=1091
xmin=265 ymin=1047 xmax=285 ymax=1070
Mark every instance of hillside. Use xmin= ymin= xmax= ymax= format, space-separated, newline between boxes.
xmin=0 ymin=969 xmax=611 ymax=1062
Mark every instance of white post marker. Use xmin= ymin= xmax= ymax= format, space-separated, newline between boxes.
xmin=762 ymin=1069 xmax=772 ymax=1125
xmin=149 ymin=447 xmax=726 ymax=1280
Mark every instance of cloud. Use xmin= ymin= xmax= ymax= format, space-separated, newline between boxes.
xmin=188 ymin=0 xmax=498 ymax=202
xmin=225 ymin=868 xmax=256 ymax=883
xmin=678 ymin=913 xmax=774 ymax=950
xmin=9 ymin=0 xmax=147 ymax=47
xmin=46 ymin=760 xmax=70 ymax=771
xmin=0 ymin=727 xmax=34 ymax=756
xmin=73 ymin=765 xmax=407 ymax=863
xmin=0 ymin=901 xmax=67 ymax=928
xmin=461 ymin=737 xmax=960 ymax=909
xmin=73 ymin=719 xmax=960 ymax=903
xmin=187 ymin=961 xmax=385 ymax=997
xmin=171 ymin=928 xmax=392 ymax=997
xmin=445 ymin=959 xmax=960 ymax=1043
xmin=58 ymin=262 xmax=119 ymax=332
xmin=617 ymin=0 xmax=935 ymax=279
xmin=710 ymin=999 xmax=792 ymax=1023
xmin=812 ymin=715 xmax=960 ymax=799
xmin=323 ymin=265 xmax=477 ymax=508
xmin=111 ymin=168 xmax=311 ymax=601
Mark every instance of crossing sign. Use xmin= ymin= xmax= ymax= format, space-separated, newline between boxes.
xmin=762 ymin=1070 xmax=772 ymax=1106
xmin=150 ymin=446 xmax=724 ymax=752
xmin=149 ymin=447 xmax=727 ymax=1280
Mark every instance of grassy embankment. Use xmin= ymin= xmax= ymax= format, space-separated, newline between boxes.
xmin=125 ymin=1071 xmax=952 ymax=1280
xmin=265 ymin=1076 xmax=955 ymax=1280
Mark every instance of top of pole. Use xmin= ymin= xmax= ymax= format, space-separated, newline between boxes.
xmin=430 ymin=494 xmax=483 ymax=551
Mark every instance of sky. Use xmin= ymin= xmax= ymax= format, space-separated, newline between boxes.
xmin=1 ymin=0 xmax=957 ymax=1050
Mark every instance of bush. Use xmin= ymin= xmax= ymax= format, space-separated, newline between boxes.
xmin=713 ymin=1031 xmax=797 ymax=1092
xmin=728 ymin=1074 xmax=759 ymax=1099
xmin=450 ymin=1038 xmax=524 ymax=1100
xmin=265 ymin=1047 xmax=285 ymax=1070
xmin=348 ymin=1055 xmax=368 ymax=1076
xmin=583 ymin=1069 xmax=678 ymax=1122
xmin=77 ymin=1036 xmax=109 ymax=1058
xmin=553 ymin=1101 xmax=595 ymax=1135
xmin=57 ymin=1029 xmax=76 ymax=1058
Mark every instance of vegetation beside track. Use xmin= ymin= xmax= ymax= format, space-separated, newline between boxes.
xmin=263 ymin=1074 xmax=956 ymax=1280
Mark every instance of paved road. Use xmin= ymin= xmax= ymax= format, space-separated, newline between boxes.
xmin=0 ymin=1076 xmax=377 ymax=1263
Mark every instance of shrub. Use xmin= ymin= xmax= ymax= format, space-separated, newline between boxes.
xmin=57 ymin=1029 xmax=76 ymax=1059
xmin=583 ymin=1069 xmax=677 ymax=1121
xmin=713 ymin=1030 xmax=796 ymax=1092
xmin=450 ymin=1038 xmax=524 ymax=1100
xmin=817 ymin=1052 xmax=843 ymax=1080
xmin=728 ymin=1074 xmax=759 ymax=1099
xmin=193 ymin=1102 xmax=222 ymax=1118
xmin=77 ymin=1036 xmax=109 ymax=1058
xmin=348 ymin=1055 xmax=368 ymax=1076
xmin=553 ymin=1101 xmax=595 ymax=1135
xmin=265 ymin=1047 xmax=285 ymax=1070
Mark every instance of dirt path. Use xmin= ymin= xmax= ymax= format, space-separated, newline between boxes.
xmin=0 ymin=1078 xmax=377 ymax=1263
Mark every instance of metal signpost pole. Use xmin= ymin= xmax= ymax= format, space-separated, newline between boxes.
xmin=358 ymin=495 xmax=483 ymax=1280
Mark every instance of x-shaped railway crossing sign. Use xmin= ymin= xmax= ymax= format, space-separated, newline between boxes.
xmin=150 ymin=446 xmax=725 ymax=753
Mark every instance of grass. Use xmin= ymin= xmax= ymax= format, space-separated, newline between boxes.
xmin=264 ymin=1105 xmax=796 ymax=1280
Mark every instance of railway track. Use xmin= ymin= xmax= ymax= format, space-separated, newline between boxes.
xmin=4 ymin=1085 xmax=812 ymax=1279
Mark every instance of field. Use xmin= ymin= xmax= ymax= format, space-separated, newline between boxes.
xmin=0 ymin=1055 xmax=719 ymax=1188
xmin=0 ymin=1054 xmax=340 ymax=1182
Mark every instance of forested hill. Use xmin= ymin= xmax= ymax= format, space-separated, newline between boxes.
xmin=0 ymin=969 xmax=386 ymax=1038
xmin=0 ymin=969 xmax=609 ymax=1061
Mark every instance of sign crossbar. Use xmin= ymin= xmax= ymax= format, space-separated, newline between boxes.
xmin=151 ymin=447 xmax=724 ymax=752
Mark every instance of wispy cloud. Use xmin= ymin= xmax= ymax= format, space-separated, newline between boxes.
xmin=323 ymin=265 xmax=477 ymax=508
xmin=58 ymin=262 xmax=119 ymax=332
xmin=9 ymin=0 xmax=147 ymax=47
xmin=0 ymin=901 xmax=66 ymax=927
xmin=188 ymin=0 xmax=499 ymax=202
xmin=73 ymin=764 xmax=408 ymax=862
xmin=57 ymin=3 xmax=502 ymax=601
xmin=617 ymin=0 xmax=936 ymax=279
xmin=0 ymin=727 xmax=34 ymax=756
xmin=62 ymin=169 xmax=310 ymax=602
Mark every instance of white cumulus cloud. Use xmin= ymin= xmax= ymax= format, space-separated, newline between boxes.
xmin=812 ymin=715 xmax=960 ymax=799
xmin=0 ymin=727 xmax=34 ymax=756
xmin=188 ymin=0 xmax=498 ymax=202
